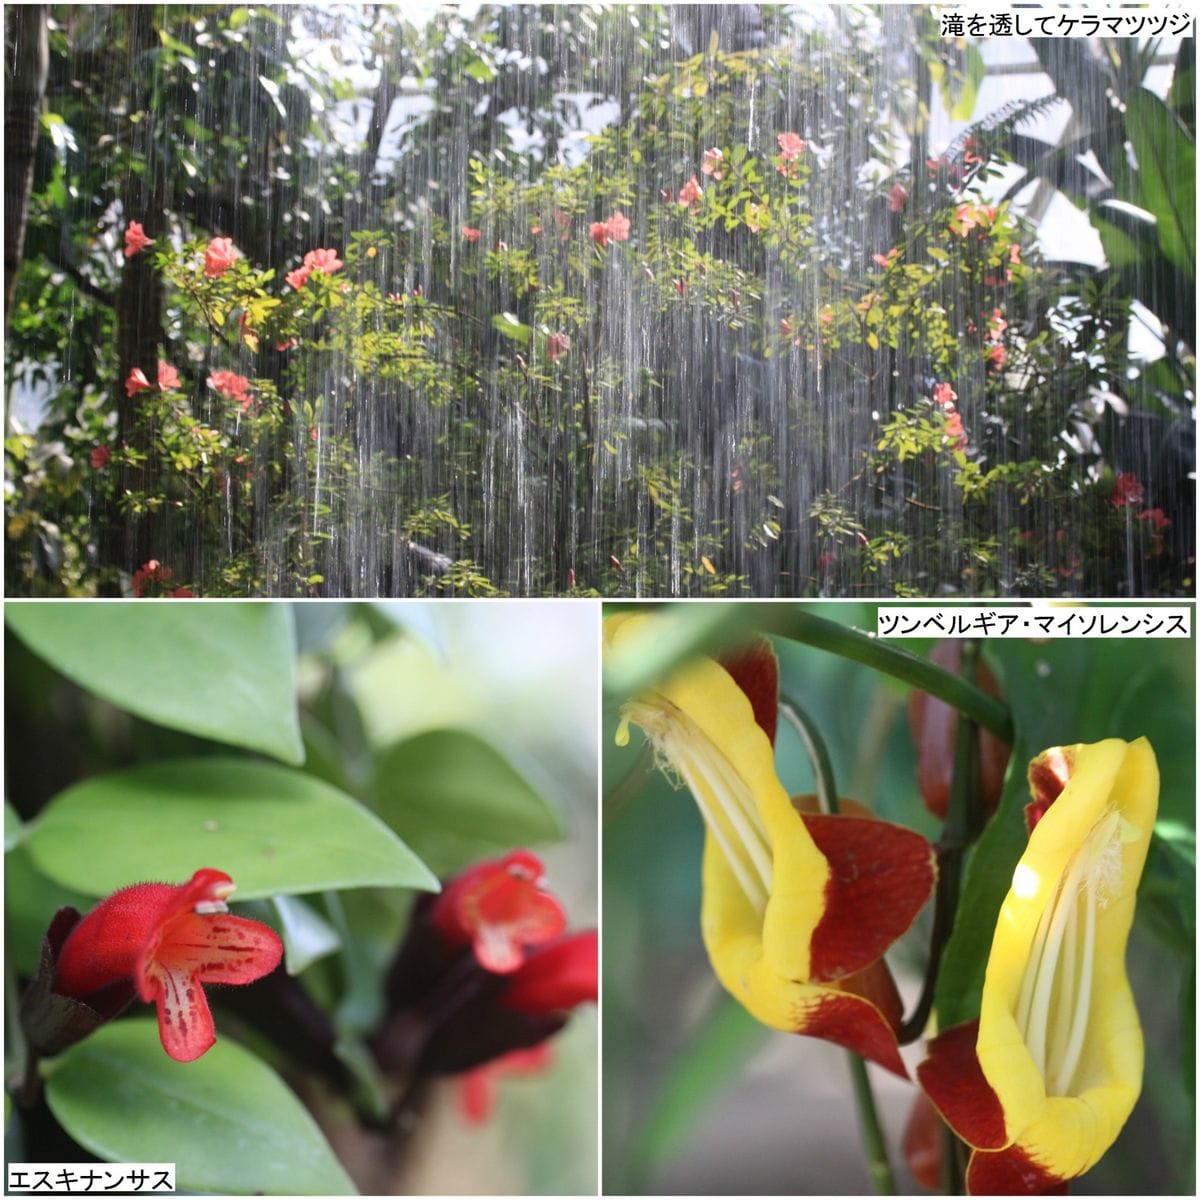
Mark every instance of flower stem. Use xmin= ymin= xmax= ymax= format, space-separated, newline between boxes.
xmin=779 ymin=695 xmax=897 ymax=1196
xmin=899 ymin=639 xmax=982 ymax=1044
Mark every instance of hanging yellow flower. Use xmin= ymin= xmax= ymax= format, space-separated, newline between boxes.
xmin=918 ymin=738 xmax=1158 ymax=1193
xmin=606 ymin=611 xmax=936 ymax=1076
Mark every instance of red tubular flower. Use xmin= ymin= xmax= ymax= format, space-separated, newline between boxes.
xmin=429 ymin=850 xmax=567 ymax=974
xmin=502 ymin=930 xmax=597 ymax=1015
xmin=54 ymin=868 xmax=282 ymax=1062
xmin=303 ymin=247 xmax=343 ymax=275
xmin=156 ymin=361 xmax=181 ymax=391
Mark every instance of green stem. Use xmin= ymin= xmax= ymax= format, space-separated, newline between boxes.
xmin=603 ymin=606 xmax=1012 ymax=741
xmin=778 ymin=697 xmax=897 ymax=1195
xmin=899 ymin=640 xmax=983 ymax=1044
xmin=778 ymin=698 xmax=838 ymax=814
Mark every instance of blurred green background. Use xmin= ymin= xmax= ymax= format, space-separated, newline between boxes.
xmin=602 ymin=601 xmax=1194 ymax=1195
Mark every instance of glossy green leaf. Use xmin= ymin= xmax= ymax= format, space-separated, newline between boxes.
xmin=5 ymin=605 xmax=304 ymax=765
xmin=27 ymin=758 xmax=439 ymax=899
xmin=373 ymin=729 xmax=563 ymax=875
xmin=271 ymin=894 xmax=341 ymax=975
xmin=934 ymin=732 xmax=1031 ymax=1028
xmin=46 ymin=1020 xmax=356 ymax=1195
xmin=1126 ymin=86 xmax=1195 ymax=276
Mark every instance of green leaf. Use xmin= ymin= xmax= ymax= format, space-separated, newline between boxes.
xmin=626 ymin=997 xmax=765 ymax=1189
xmin=46 ymin=1020 xmax=356 ymax=1195
xmin=5 ymin=801 xmax=22 ymax=851
xmin=5 ymin=605 xmax=304 ymax=766
xmin=271 ymin=894 xmax=341 ymax=975
xmin=491 ymin=311 xmax=532 ymax=345
xmin=934 ymin=732 xmax=1032 ymax=1029
xmin=27 ymin=758 xmax=439 ymax=899
xmin=1126 ymin=86 xmax=1195 ymax=277
xmin=373 ymin=729 xmax=563 ymax=876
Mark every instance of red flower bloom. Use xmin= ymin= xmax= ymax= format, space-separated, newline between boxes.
xmin=286 ymin=265 xmax=312 ymax=290
xmin=90 ymin=446 xmax=112 ymax=470
xmin=303 ymin=247 xmax=343 ymax=275
xmin=932 ymin=381 xmax=958 ymax=409
xmin=701 ymin=147 xmax=725 ymax=179
xmin=1111 ymin=472 xmax=1145 ymax=509
xmin=124 ymin=367 xmax=152 ymax=398
xmin=589 ymin=221 xmax=610 ymax=248
xmin=457 ymin=1043 xmax=555 ymax=1125
xmin=204 ymin=237 xmax=237 ymax=279
xmin=888 ymin=183 xmax=909 ymax=213
xmin=678 ymin=176 xmax=703 ymax=208
xmin=546 ymin=332 xmax=571 ymax=363
xmin=131 ymin=559 xmax=172 ymax=597
xmin=605 ymin=211 xmax=631 ymax=242
xmin=1138 ymin=507 xmax=1170 ymax=532
xmin=462 ymin=226 xmax=482 ymax=244
xmin=54 ymin=869 xmax=281 ymax=1062
xmin=502 ymin=930 xmax=597 ymax=1015
xmin=210 ymin=370 xmax=252 ymax=405
xmin=157 ymin=361 xmax=181 ymax=391
xmin=124 ymin=221 xmax=155 ymax=259
xmin=776 ymin=132 xmax=806 ymax=161
xmin=429 ymin=850 xmax=567 ymax=974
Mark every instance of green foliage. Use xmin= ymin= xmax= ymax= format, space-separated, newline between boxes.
xmin=46 ymin=1020 xmax=356 ymax=1196
xmin=5 ymin=603 xmax=304 ymax=763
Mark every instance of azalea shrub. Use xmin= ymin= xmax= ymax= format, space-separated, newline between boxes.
xmin=602 ymin=602 xmax=1194 ymax=1194
xmin=5 ymin=8 xmax=1193 ymax=597
xmin=5 ymin=602 xmax=598 ymax=1195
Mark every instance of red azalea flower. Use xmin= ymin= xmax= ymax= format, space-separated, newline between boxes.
xmin=932 ymin=381 xmax=958 ymax=409
xmin=944 ymin=410 xmax=968 ymax=449
xmin=462 ymin=226 xmax=482 ymax=244
xmin=429 ymin=850 xmax=567 ymax=974
xmin=502 ymin=930 xmax=597 ymax=1015
xmin=985 ymin=343 xmax=1006 ymax=369
xmin=701 ymin=147 xmax=725 ymax=179
xmin=204 ymin=237 xmax=237 ymax=279
xmin=589 ymin=221 xmax=610 ymax=248
xmin=776 ymin=131 xmax=806 ymax=160
xmin=157 ymin=361 xmax=181 ymax=391
xmin=54 ymin=868 xmax=282 ymax=1062
xmin=167 ymin=587 xmax=196 ymax=598
xmin=124 ymin=367 xmax=152 ymax=398
xmin=457 ymin=1043 xmax=555 ymax=1125
xmin=1111 ymin=472 xmax=1145 ymax=509
xmin=90 ymin=446 xmax=112 ymax=470
xmin=604 ymin=211 xmax=630 ymax=242
xmin=303 ymin=247 xmax=343 ymax=275
xmin=124 ymin=221 xmax=155 ymax=258
xmin=888 ymin=183 xmax=909 ymax=213
xmin=286 ymin=265 xmax=312 ymax=290
xmin=210 ymin=370 xmax=251 ymax=404
xmin=1138 ymin=507 xmax=1170 ymax=532
xmin=678 ymin=176 xmax=703 ymax=208
xmin=546 ymin=332 xmax=571 ymax=363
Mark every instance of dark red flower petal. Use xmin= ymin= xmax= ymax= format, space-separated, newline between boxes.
xmin=718 ymin=637 xmax=779 ymax=746
xmin=967 ymin=1144 xmax=1069 ymax=1195
xmin=916 ymin=1020 xmax=1009 ymax=1151
xmin=802 ymin=812 xmax=937 ymax=981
